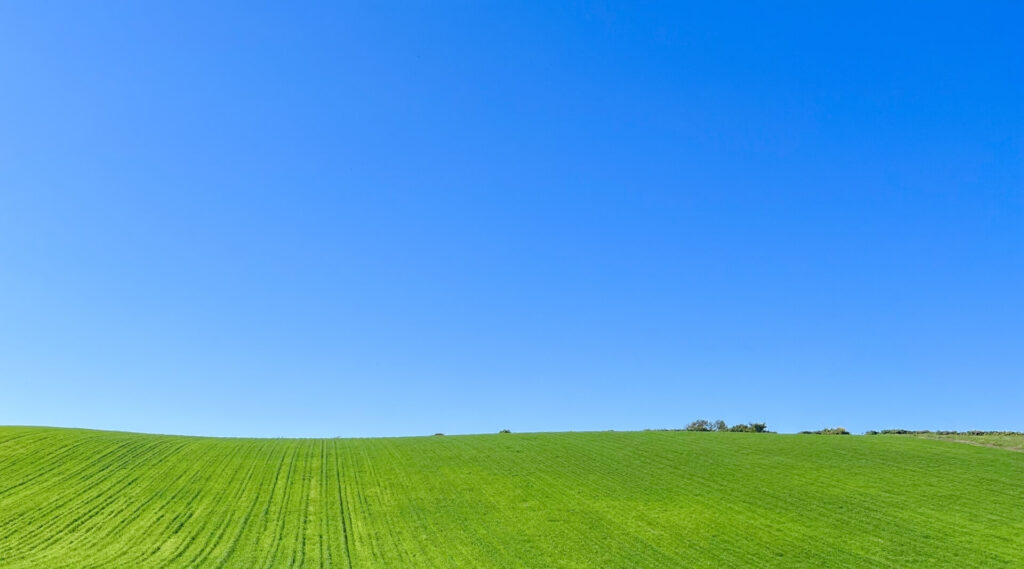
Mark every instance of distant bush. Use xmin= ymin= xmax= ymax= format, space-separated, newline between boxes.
xmin=651 ymin=421 xmax=771 ymax=433
xmin=799 ymin=427 xmax=850 ymax=435
xmin=728 ymin=422 xmax=769 ymax=433
xmin=499 ymin=429 xmax=511 ymax=434
xmin=433 ymin=433 xmax=445 ymax=436
xmin=686 ymin=419 xmax=711 ymax=432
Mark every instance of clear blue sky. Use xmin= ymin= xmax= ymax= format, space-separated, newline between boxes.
xmin=2 ymin=2 xmax=1021 ymax=437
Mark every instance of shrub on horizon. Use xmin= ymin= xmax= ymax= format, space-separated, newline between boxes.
xmin=686 ymin=420 xmax=711 ymax=432
xmin=799 ymin=427 xmax=850 ymax=435
xmin=727 ymin=423 xmax=770 ymax=433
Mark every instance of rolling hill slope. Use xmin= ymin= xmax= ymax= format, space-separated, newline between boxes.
xmin=0 ymin=426 xmax=1022 ymax=568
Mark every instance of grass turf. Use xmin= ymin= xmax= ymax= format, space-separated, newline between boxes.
xmin=1 ymin=426 xmax=1022 ymax=568
xmin=901 ymin=432 xmax=1024 ymax=452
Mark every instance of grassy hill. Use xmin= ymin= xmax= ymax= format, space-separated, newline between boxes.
xmin=903 ymin=431 xmax=1024 ymax=451
xmin=1 ymin=427 xmax=1022 ymax=568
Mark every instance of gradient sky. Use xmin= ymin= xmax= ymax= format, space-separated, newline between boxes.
xmin=2 ymin=2 xmax=1021 ymax=437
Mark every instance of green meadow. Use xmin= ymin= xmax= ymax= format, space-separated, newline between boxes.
xmin=905 ymin=432 xmax=1024 ymax=452
xmin=1 ymin=426 xmax=1022 ymax=568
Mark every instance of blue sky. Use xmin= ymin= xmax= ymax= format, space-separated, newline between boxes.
xmin=1 ymin=2 xmax=1021 ymax=437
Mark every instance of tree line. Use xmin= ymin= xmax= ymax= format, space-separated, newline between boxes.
xmin=645 ymin=420 xmax=771 ymax=433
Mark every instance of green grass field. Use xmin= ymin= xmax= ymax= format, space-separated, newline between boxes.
xmin=1 ymin=427 xmax=1022 ymax=568
xmin=902 ymin=432 xmax=1024 ymax=451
